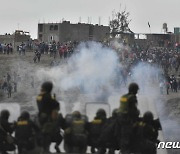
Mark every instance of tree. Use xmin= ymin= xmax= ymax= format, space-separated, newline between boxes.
xmin=109 ymin=9 xmax=133 ymax=37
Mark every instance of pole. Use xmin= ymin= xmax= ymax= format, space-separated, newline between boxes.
xmin=148 ymin=22 xmax=151 ymax=34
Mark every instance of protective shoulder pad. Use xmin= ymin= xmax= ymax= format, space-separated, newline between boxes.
xmin=120 ymin=96 xmax=128 ymax=102
xmin=17 ymin=120 xmax=28 ymax=126
xmin=37 ymin=95 xmax=42 ymax=101
xmin=91 ymin=119 xmax=102 ymax=124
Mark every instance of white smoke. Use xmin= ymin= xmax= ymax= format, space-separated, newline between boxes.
xmin=37 ymin=42 xmax=118 ymax=92
xmin=36 ymin=42 xmax=121 ymax=114
xmin=110 ymin=39 xmax=131 ymax=62
xmin=129 ymin=62 xmax=162 ymax=117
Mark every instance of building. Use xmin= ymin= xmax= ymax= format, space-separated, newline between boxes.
xmin=0 ymin=30 xmax=31 ymax=48
xmin=38 ymin=21 xmax=110 ymax=43
xmin=135 ymin=33 xmax=175 ymax=48
xmin=174 ymin=27 xmax=180 ymax=43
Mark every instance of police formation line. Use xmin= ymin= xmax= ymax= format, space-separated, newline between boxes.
xmin=0 ymin=82 xmax=162 ymax=154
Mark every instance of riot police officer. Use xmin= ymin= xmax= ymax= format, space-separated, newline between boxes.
xmin=36 ymin=81 xmax=60 ymax=154
xmin=37 ymin=81 xmax=60 ymax=119
xmin=88 ymin=109 xmax=107 ymax=153
xmin=118 ymin=82 xmax=140 ymax=154
xmin=0 ymin=110 xmax=15 ymax=154
xmin=131 ymin=111 xmax=161 ymax=154
xmin=106 ymin=109 xmax=119 ymax=154
xmin=97 ymin=109 xmax=119 ymax=154
xmin=15 ymin=111 xmax=39 ymax=154
xmin=64 ymin=111 xmax=88 ymax=153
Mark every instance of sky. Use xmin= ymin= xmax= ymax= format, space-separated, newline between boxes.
xmin=0 ymin=0 xmax=180 ymax=39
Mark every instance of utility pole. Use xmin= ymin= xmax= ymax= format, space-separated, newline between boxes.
xmin=99 ymin=17 xmax=101 ymax=25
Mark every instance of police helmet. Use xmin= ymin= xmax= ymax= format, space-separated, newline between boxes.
xmin=20 ymin=111 xmax=30 ymax=120
xmin=72 ymin=111 xmax=81 ymax=119
xmin=96 ymin=108 xmax=106 ymax=118
xmin=128 ymin=82 xmax=139 ymax=94
xmin=41 ymin=81 xmax=53 ymax=93
xmin=143 ymin=111 xmax=154 ymax=122
xmin=0 ymin=109 xmax=10 ymax=120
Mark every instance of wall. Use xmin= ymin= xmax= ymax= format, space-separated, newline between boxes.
xmin=93 ymin=25 xmax=110 ymax=42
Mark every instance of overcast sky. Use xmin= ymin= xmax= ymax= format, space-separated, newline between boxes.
xmin=0 ymin=0 xmax=179 ymax=39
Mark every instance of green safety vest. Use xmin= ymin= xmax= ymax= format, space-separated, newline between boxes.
xmin=119 ymin=94 xmax=133 ymax=114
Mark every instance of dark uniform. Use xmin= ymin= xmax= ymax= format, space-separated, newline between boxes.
xmin=96 ymin=109 xmax=119 ymax=154
xmin=37 ymin=92 xmax=59 ymax=121
xmin=131 ymin=111 xmax=161 ymax=154
xmin=88 ymin=109 xmax=107 ymax=153
xmin=36 ymin=81 xmax=60 ymax=153
xmin=0 ymin=110 xmax=15 ymax=154
xmin=50 ymin=113 xmax=65 ymax=153
xmin=105 ymin=109 xmax=119 ymax=154
xmin=64 ymin=111 xmax=88 ymax=153
xmin=15 ymin=111 xmax=39 ymax=154
xmin=118 ymin=83 xmax=140 ymax=154
xmin=93 ymin=109 xmax=108 ymax=154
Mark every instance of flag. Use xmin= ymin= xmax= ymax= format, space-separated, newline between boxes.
xmin=148 ymin=22 xmax=151 ymax=28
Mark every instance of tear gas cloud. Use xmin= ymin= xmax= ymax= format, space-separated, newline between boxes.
xmin=36 ymin=42 xmax=119 ymax=101
xmin=109 ymin=39 xmax=131 ymax=61
xmin=130 ymin=62 xmax=162 ymax=117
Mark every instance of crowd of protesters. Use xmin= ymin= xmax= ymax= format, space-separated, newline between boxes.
xmin=32 ymin=41 xmax=79 ymax=61
xmin=0 ymin=39 xmax=34 ymax=56
xmin=0 ymin=43 xmax=13 ymax=54
xmin=110 ymin=41 xmax=180 ymax=95
xmin=110 ymin=42 xmax=180 ymax=73
xmin=130 ymin=47 xmax=180 ymax=74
